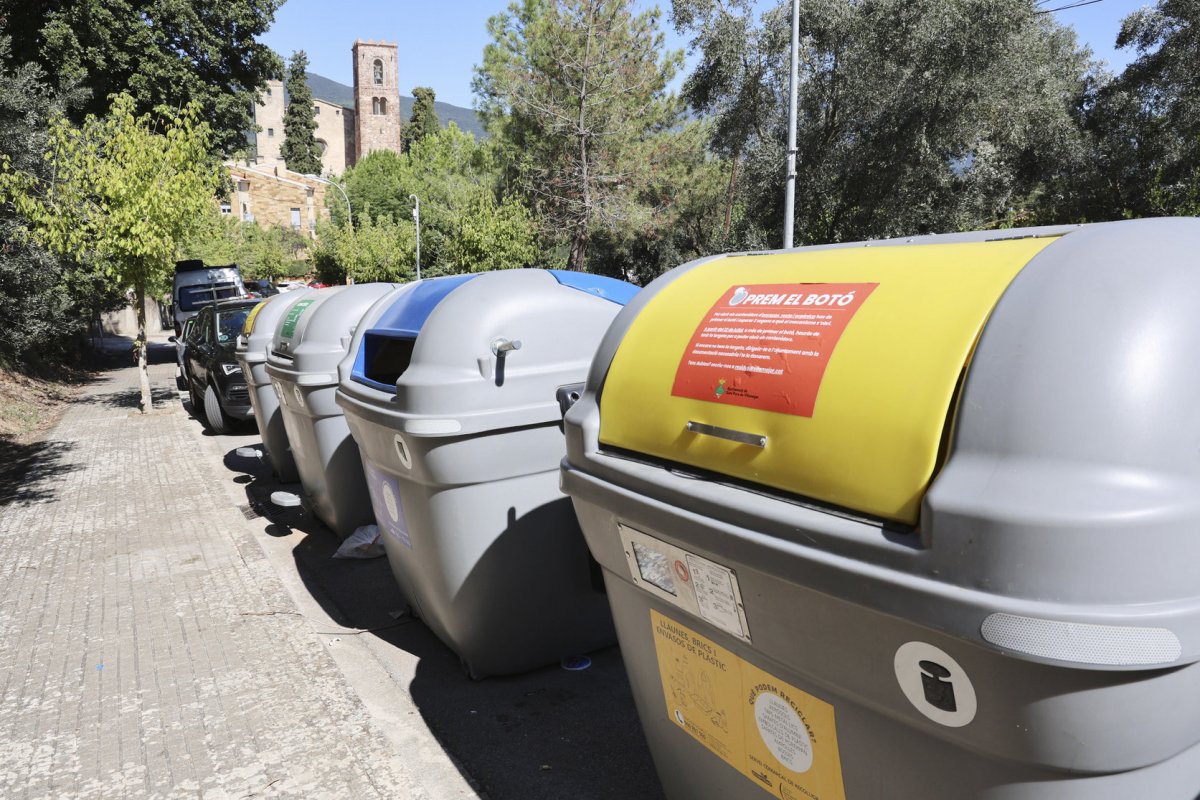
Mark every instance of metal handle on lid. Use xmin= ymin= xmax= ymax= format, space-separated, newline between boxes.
xmin=686 ymin=421 xmax=767 ymax=448
xmin=491 ymin=337 xmax=522 ymax=356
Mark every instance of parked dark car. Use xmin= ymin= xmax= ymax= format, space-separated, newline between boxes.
xmin=246 ymin=279 xmax=279 ymax=297
xmin=184 ymin=297 xmax=261 ymax=434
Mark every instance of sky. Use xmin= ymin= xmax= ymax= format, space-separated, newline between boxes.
xmin=259 ymin=0 xmax=1156 ymax=110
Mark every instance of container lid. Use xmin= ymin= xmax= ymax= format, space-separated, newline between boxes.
xmin=237 ymin=288 xmax=313 ymax=364
xmin=597 ymin=237 xmax=1058 ymax=525
xmin=340 ymin=269 xmax=638 ymax=435
xmin=267 ymin=283 xmax=399 ymax=384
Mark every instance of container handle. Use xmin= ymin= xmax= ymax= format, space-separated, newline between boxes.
xmin=686 ymin=421 xmax=768 ymax=448
xmin=491 ymin=337 xmax=522 ymax=356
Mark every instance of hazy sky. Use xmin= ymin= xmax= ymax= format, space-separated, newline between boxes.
xmin=259 ymin=0 xmax=1154 ymax=109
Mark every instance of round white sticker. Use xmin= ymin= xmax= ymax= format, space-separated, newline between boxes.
xmin=894 ymin=641 xmax=977 ymax=727
xmin=273 ymin=381 xmax=284 ymax=402
xmin=753 ymin=691 xmax=813 ymax=773
xmin=381 ymin=480 xmax=399 ymax=523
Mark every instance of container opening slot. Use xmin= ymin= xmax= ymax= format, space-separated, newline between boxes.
xmin=363 ymin=333 xmax=416 ymax=388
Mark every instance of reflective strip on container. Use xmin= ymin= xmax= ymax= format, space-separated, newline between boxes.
xmin=980 ymin=612 xmax=1182 ymax=666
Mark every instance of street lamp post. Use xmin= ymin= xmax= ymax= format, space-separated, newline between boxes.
xmin=304 ymin=173 xmax=352 ymax=229
xmin=782 ymin=0 xmax=799 ymax=249
xmin=305 ymin=173 xmax=353 ymax=284
xmin=409 ymin=194 xmax=421 ymax=281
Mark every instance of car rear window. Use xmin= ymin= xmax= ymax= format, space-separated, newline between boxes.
xmin=179 ymin=283 xmax=240 ymax=312
xmin=215 ymin=307 xmax=252 ymax=344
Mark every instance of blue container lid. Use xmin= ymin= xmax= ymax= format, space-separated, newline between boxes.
xmin=350 ymin=270 xmax=639 ymax=393
xmin=547 ymin=270 xmax=640 ymax=305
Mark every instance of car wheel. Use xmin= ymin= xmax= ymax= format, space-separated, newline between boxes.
xmin=203 ymin=383 xmax=232 ymax=435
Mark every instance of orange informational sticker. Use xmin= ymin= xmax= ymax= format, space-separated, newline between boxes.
xmin=671 ymin=283 xmax=877 ymax=417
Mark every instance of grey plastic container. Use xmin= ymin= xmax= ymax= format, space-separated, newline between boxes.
xmin=265 ymin=282 xmax=399 ymax=539
xmin=561 ymin=218 xmax=1200 ymax=799
xmin=235 ymin=288 xmax=312 ymax=482
xmin=335 ymin=269 xmax=638 ymax=677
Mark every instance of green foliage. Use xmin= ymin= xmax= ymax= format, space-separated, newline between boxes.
xmin=180 ymin=210 xmax=308 ymax=281
xmin=407 ymin=87 xmax=441 ymax=149
xmin=474 ymin=0 xmax=684 ymax=270
xmin=439 ymin=194 xmax=539 ymax=273
xmin=4 ymin=94 xmax=219 ymax=283
xmin=0 ymin=0 xmax=283 ymax=157
xmin=1074 ymin=1 xmax=1200 ymax=220
xmin=673 ymin=0 xmax=1096 ymax=244
xmin=588 ymin=120 xmax=734 ymax=284
xmin=310 ymin=215 xmax=415 ymax=284
xmin=281 ymin=51 xmax=323 ymax=176
xmin=330 ymin=125 xmax=539 ymax=277
xmin=0 ymin=36 xmax=124 ymax=367
xmin=1 ymin=91 xmax=219 ymax=403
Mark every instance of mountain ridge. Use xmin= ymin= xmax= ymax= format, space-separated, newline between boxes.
xmin=306 ymin=72 xmax=485 ymax=139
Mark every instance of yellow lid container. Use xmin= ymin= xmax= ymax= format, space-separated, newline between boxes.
xmin=598 ymin=237 xmax=1057 ymax=524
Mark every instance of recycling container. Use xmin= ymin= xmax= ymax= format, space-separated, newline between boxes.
xmin=236 ymin=288 xmax=312 ymax=482
xmin=560 ymin=218 xmax=1200 ymax=799
xmin=336 ymin=269 xmax=638 ymax=677
xmin=265 ymin=282 xmax=399 ymax=538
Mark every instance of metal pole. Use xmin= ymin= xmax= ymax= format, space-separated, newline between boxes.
xmin=305 ymin=173 xmax=354 ymax=284
xmin=783 ymin=0 xmax=800 ymax=249
xmin=304 ymin=173 xmax=352 ymax=229
xmin=409 ymin=194 xmax=421 ymax=281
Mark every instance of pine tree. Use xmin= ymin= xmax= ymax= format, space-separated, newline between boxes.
xmin=280 ymin=50 xmax=323 ymax=175
xmin=406 ymin=87 xmax=440 ymax=150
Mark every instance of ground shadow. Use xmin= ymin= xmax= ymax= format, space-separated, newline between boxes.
xmin=85 ymin=335 xmax=177 ymax=371
xmin=89 ymin=384 xmax=179 ymax=410
xmin=216 ymin=444 xmax=664 ymax=800
xmin=0 ymin=437 xmax=80 ymax=507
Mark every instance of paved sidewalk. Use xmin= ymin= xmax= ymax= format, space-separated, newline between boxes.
xmin=0 ymin=347 xmax=465 ymax=798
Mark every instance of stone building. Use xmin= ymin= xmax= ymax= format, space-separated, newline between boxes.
xmin=225 ymin=165 xmax=330 ymax=239
xmin=250 ymin=80 xmax=357 ymax=177
xmin=351 ymin=40 xmax=403 ymax=161
xmin=231 ymin=39 xmax=405 ymax=241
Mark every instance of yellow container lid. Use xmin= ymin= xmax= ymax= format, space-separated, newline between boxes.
xmin=598 ymin=237 xmax=1057 ymax=525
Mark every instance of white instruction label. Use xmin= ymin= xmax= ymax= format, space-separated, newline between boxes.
xmin=619 ymin=524 xmax=750 ymax=642
xmin=687 ymin=555 xmax=745 ymax=638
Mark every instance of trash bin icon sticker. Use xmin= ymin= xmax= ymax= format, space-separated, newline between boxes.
xmin=894 ymin=641 xmax=977 ymax=727
xmin=918 ymin=660 xmax=956 ymax=712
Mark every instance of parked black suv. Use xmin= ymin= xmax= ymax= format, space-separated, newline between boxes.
xmin=184 ymin=297 xmax=261 ymax=433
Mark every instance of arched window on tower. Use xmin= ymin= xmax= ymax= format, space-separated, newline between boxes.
xmin=372 ymin=97 xmax=381 ymax=115
xmin=373 ymin=59 xmax=383 ymax=85
xmin=379 ymin=97 xmax=387 ymax=115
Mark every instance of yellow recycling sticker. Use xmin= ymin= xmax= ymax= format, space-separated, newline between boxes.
xmin=651 ymin=610 xmax=845 ymax=800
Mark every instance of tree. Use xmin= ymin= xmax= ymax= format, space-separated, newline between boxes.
xmin=588 ymin=119 xmax=733 ymax=284
xmin=0 ymin=36 xmax=125 ymax=367
xmin=311 ymin=215 xmax=415 ymax=284
xmin=181 ymin=211 xmax=308 ymax=281
xmin=333 ymin=125 xmax=539 ymax=275
xmin=0 ymin=0 xmax=283 ymax=157
xmin=673 ymin=0 xmax=1095 ymax=245
xmin=474 ymin=0 xmax=683 ymax=270
xmin=1074 ymin=1 xmax=1200 ymax=220
xmin=280 ymin=50 xmax=323 ymax=175
xmin=1 ymin=93 xmax=220 ymax=411
xmin=407 ymin=87 xmax=441 ymax=149
xmin=439 ymin=194 xmax=539 ymax=273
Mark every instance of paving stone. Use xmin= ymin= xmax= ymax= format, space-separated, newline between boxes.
xmin=0 ymin=350 xmax=427 ymax=799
